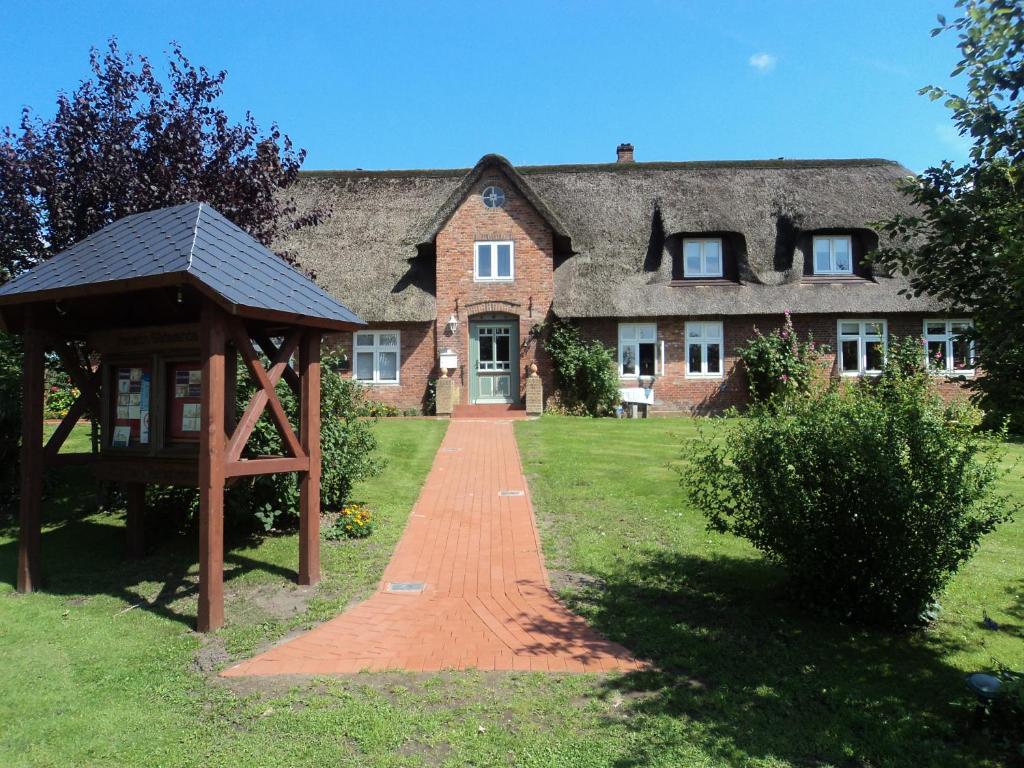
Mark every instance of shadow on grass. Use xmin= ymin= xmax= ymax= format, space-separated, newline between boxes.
xmin=0 ymin=467 xmax=297 ymax=629
xmin=560 ymin=550 xmax=999 ymax=768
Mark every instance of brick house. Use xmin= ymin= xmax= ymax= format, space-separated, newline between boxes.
xmin=280 ymin=146 xmax=973 ymax=414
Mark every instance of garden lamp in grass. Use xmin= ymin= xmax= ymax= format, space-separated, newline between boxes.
xmin=965 ymin=672 xmax=1002 ymax=728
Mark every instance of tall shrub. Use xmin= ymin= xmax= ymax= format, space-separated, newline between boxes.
xmin=543 ymin=320 xmax=619 ymax=416
xmin=687 ymin=337 xmax=1016 ymax=626
xmin=736 ymin=310 xmax=827 ymax=408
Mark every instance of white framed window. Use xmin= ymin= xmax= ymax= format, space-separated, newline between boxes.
xmin=618 ymin=323 xmax=660 ymax=378
xmin=475 ymin=241 xmax=514 ymax=282
xmin=685 ymin=321 xmax=724 ymax=378
xmin=353 ymin=330 xmax=400 ymax=384
xmin=923 ymin=319 xmax=975 ymax=375
xmin=683 ymin=238 xmax=723 ymax=278
xmin=813 ymin=235 xmax=853 ymax=275
xmin=837 ymin=319 xmax=886 ymax=376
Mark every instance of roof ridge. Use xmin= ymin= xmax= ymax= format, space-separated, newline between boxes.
xmin=187 ymin=202 xmax=203 ymax=272
xmin=298 ymin=157 xmax=905 ymax=178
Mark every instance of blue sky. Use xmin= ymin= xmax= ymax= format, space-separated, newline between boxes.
xmin=0 ymin=1 xmax=967 ymax=172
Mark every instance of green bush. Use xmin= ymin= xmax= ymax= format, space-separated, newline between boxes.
xmin=543 ymin=320 xmax=619 ymax=416
xmin=687 ymin=336 xmax=1016 ymax=627
xmin=990 ymin=665 xmax=1024 ymax=753
xmin=736 ymin=310 xmax=827 ymax=408
xmin=0 ymin=333 xmax=22 ymax=514
xmin=149 ymin=350 xmax=384 ymax=533
xmin=43 ymin=367 xmax=78 ymax=420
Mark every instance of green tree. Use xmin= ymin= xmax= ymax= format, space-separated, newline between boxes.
xmin=874 ymin=1 xmax=1024 ymax=429
xmin=543 ymin=320 xmax=620 ymax=416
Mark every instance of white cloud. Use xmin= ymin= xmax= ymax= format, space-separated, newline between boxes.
xmin=749 ymin=52 xmax=777 ymax=73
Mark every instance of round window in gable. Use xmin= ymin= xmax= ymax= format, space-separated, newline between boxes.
xmin=482 ymin=186 xmax=506 ymax=209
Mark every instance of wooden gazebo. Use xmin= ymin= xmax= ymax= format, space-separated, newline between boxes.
xmin=0 ymin=202 xmax=364 ymax=631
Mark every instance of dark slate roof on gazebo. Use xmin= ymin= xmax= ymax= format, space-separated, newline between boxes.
xmin=0 ymin=202 xmax=364 ymax=329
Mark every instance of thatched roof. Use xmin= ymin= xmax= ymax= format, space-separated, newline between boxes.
xmin=281 ymin=156 xmax=945 ymax=322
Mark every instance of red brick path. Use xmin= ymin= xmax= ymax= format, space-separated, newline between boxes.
xmin=222 ymin=418 xmax=643 ymax=676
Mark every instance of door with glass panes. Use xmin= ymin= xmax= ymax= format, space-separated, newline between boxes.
xmin=469 ymin=321 xmax=519 ymax=404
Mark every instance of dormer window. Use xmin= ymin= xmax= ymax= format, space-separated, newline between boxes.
xmin=813 ymin=236 xmax=853 ymax=275
xmin=683 ymin=238 xmax=723 ymax=278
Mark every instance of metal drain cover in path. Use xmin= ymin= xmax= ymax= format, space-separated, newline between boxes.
xmin=498 ymin=490 xmax=525 ymax=497
xmin=386 ymin=582 xmax=426 ymax=594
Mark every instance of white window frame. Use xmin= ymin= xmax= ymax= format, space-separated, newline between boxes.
xmin=923 ymin=319 xmax=976 ymax=376
xmin=352 ymin=330 xmax=401 ymax=384
xmin=474 ymin=240 xmax=515 ymax=282
xmin=618 ymin=322 xmax=661 ymax=379
xmin=685 ymin=321 xmax=725 ymax=379
xmin=837 ymin=319 xmax=887 ymax=376
xmin=813 ymin=235 xmax=854 ymax=276
xmin=682 ymin=238 xmax=724 ymax=278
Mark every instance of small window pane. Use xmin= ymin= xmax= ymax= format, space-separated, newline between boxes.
xmin=477 ymin=245 xmax=492 ymax=277
xmin=479 ymin=335 xmax=494 ymax=363
xmin=705 ymin=322 xmax=722 ymax=339
xmin=688 ymin=344 xmax=702 ymax=373
xmin=495 ymin=334 xmax=510 ymax=363
xmin=834 ymin=238 xmax=851 ymax=272
xmin=622 ymin=345 xmax=636 ymax=375
xmin=494 ymin=376 xmax=511 ymax=397
xmin=952 ymin=338 xmax=972 ymax=370
xmin=378 ymin=352 xmax=398 ymax=381
xmin=355 ymin=352 xmax=374 ymax=380
xmin=378 ymin=333 xmax=398 ymax=347
xmin=707 ymin=343 xmax=721 ymax=373
xmin=926 ymin=322 xmax=947 ymax=336
xmin=951 ymin=321 xmax=971 ymax=333
xmin=865 ymin=340 xmax=884 ymax=371
xmin=620 ymin=325 xmax=637 ymax=341
xmin=355 ymin=334 xmax=374 ymax=347
xmin=638 ymin=325 xmax=656 ymax=341
xmin=688 ymin=324 xmax=702 ymax=339
xmin=496 ymin=244 xmax=512 ymax=277
xmin=840 ymin=322 xmax=859 ymax=336
xmin=928 ymin=341 xmax=946 ymax=369
xmin=841 ymin=340 xmax=859 ymax=372
xmin=685 ymin=242 xmax=702 ymax=274
xmin=865 ymin=322 xmax=884 ymax=336
xmin=815 ymin=240 xmax=832 ymax=273
xmin=639 ymin=343 xmax=656 ymax=376
xmin=705 ymin=249 xmax=721 ymax=275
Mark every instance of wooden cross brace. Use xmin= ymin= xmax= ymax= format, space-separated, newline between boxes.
xmin=44 ymin=340 xmax=102 ymax=464
xmin=225 ymin=321 xmax=307 ymax=473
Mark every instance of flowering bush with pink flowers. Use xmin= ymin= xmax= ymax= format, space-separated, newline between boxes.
xmin=736 ymin=311 xmax=828 ymax=409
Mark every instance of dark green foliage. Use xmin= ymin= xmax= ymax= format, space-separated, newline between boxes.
xmin=0 ymin=332 xmax=22 ymax=513
xmin=688 ymin=337 xmax=1016 ymax=626
xmin=989 ymin=665 xmax=1024 ymax=754
xmin=149 ymin=350 xmax=384 ymax=533
xmin=874 ymin=1 xmax=1024 ymax=431
xmin=0 ymin=38 xmax=316 ymax=280
xmin=543 ymin=320 xmax=619 ymax=416
xmin=736 ymin=311 xmax=828 ymax=408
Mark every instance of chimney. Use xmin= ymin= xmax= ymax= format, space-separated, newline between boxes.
xmin=616 ymin=143 xmax=635 ymax=163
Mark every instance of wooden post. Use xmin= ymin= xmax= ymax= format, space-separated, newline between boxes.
xmin=298 ymin=330 xmax=321 ymax=586
xmin=17 ymin=323 xmax=44 ymax=593
xmin=125 ymin=483 xmax=145 ymax=558
xmin=197 ymin=304 xmax=227 ymax=632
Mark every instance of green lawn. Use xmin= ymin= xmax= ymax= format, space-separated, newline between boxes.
xmin=516 ymin=415 xmax=1024 ymax=768
xmin=0 ymin=416 xmax=1020 ymax=767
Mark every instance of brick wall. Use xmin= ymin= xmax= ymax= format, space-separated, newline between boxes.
xmin=576 ymin=312 xmax=972 ymax=414
xmin=434 ymin=169 xmax=556 ymax=403
xmin=325 ymin=321 xmax=436 ymax=412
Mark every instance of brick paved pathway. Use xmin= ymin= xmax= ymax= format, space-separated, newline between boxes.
xmin=222 ymin=418 xmax=643 ymax=675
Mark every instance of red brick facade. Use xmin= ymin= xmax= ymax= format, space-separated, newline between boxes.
xmin=432 ymin=168 xmax=556 ymax=404
xmin=576 ymin=313 xmax=971 ymax=414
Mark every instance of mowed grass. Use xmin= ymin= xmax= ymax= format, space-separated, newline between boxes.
xmin=0 ymin=416 xmax=1020 ymax=767
xmin=516 ymin=415 xmax=1024 ymax=768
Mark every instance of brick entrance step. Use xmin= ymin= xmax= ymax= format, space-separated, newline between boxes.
xmin=450 ymin=403 xmax=530 ymax=419
xmin=221 ymin=418 xmax=643 ymax=675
